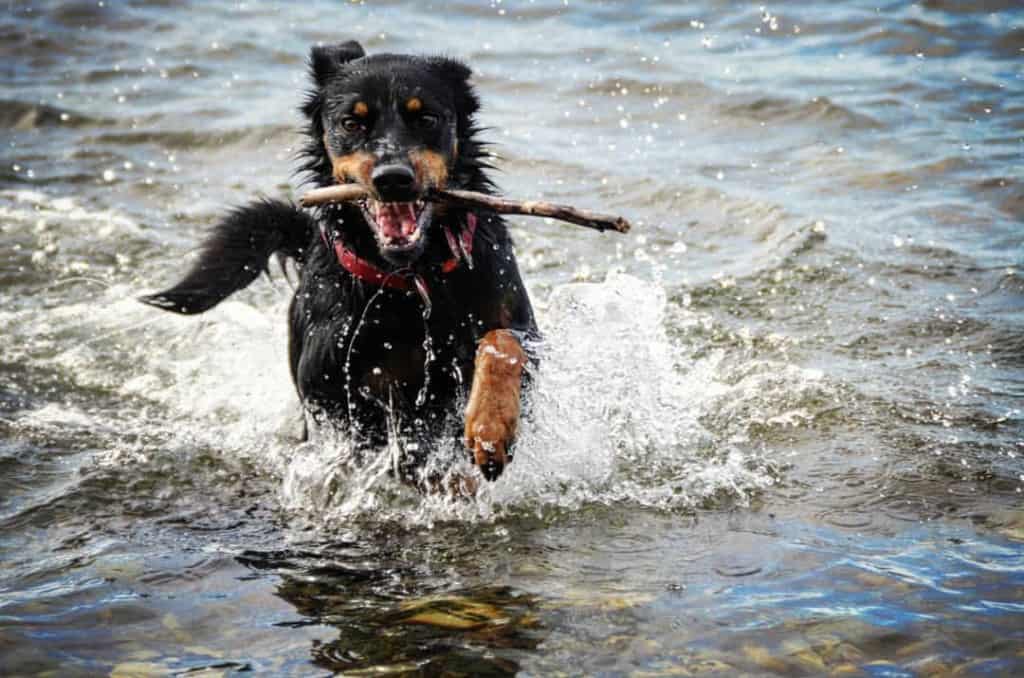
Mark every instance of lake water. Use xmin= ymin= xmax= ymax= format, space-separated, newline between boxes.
xmin=2 ymin=1 xmax=1023 ymax=675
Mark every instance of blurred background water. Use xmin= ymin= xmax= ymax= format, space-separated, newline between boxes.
xmin=1 ymin=1 xmax=1022 ymax=675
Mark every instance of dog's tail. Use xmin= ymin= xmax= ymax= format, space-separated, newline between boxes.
xmin=140 ymin=199 xmax=314 ymax=315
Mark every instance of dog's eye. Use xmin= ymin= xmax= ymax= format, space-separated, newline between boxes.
xmin=341 ymin=117 xmax=366 ymax=133
xmin=416 ymin=114 xmax=440 ymax=131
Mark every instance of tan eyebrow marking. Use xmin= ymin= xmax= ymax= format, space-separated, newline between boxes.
xmin=405 ymin=97 xmax=422 ymax=113
xmin=353 ymin=101 xmax=369 ymax=117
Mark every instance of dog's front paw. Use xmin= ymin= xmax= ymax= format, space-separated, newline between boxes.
xmin=464 ymin=329 xmax=526 ymax=481
xmin=465 ymin=411 xmax=515 ymax=481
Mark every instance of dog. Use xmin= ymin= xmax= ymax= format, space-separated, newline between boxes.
xmin=142 ymin=41 xmax=538 ymax=483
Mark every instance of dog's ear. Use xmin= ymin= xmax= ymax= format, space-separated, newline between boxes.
xmin=429 ymin=57 xmax=471 ymax=86
xmin=301 ymin=42 xmax=363 ymax=172
xmin=428 ymin=57 xmax=480 ymax=120
xmin=309 ymin=40 xmax=365 ymax=87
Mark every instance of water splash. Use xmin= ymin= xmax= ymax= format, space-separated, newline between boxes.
xmin=277 ymin=273 xmax=822 ymax=525
xmin=2 ymin=193 xmax=826 ymax=528
xmin=483 ymin=273 xmax=783 ymax=515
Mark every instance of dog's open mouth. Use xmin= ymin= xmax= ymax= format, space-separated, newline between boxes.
xmin=361 ymin=198 xmax=433 ymax=256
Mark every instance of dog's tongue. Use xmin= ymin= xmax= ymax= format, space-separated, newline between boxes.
xmin=376 ymin=202 xmax=418 ymax=240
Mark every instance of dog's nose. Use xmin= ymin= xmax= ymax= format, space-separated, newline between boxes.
xmin=371 ymin=164 xmax=416 ymax=200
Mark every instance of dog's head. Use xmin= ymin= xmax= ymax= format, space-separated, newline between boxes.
xmin=301 ymin=41 xmax=488 ymax=265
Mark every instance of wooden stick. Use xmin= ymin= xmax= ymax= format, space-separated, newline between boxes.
xmin=300 ymin=184 xmax=367 ymax=206
xmin=434 ymin=189 xmax=631 ymax=234
xmin=299 ymin=185 xmax=631 ymax=234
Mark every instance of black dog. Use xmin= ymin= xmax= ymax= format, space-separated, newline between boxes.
xmin=143 ymin=41 xmax=537 ymax=482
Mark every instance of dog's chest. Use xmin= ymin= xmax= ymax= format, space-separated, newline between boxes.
xmin=291 ymin=280 xmax=477 ymax=413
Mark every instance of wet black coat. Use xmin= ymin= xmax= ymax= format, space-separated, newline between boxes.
xmin=142 ymin=43 xmax=537 ymax=464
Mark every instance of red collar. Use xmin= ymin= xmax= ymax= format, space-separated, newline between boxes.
xmin=321 ymin=213 xmax=477 ymax=307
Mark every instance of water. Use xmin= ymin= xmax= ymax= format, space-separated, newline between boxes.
xmin=2 ymin=0 xmax=1022 ymax=674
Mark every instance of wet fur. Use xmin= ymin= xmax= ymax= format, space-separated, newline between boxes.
xmin=142 ymin=41 xmax=537 ymax=483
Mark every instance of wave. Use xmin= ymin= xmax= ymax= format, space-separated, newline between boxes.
xmin=81 ymin=124 xmax=296 ymax=151
xmin=0 ymin=100 xmax=109 ymax=130
xmin=720 ymin=95 xmax=881 ymax=130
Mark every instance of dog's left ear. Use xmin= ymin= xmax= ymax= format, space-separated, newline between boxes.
xmin=309 ymin=40 xmax=365 ymax=87
xmin=428 ymin=57 xmax=480 ymax=121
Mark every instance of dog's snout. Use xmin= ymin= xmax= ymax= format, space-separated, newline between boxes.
xmin=371 ymin=164 xmax=416 ymax=200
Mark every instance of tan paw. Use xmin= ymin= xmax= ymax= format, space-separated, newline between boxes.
xmin=465 ymin=418 xmax=513 ymax=481
xmin=463 ymin=330 xmax=525 ymax=481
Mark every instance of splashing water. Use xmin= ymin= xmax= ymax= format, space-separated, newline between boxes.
xmin=486 ymin=273 xmax=787 ymax=514
xmin=3 ymin=191 xmax=827 ymax=528
xmin=277 ymin=273 xmax=816 ymax=524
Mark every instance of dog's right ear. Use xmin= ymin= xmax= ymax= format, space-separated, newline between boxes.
xmin=309 ymin=41 xmax=365 ymax=87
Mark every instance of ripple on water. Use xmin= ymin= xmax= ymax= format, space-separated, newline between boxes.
xmin=720 ymin=95 xmax=882 ymax=131
xmin=821 ymin=511 xmax=875 ymax=529
xmin=0 ymin=100 xmax=111 ymax=130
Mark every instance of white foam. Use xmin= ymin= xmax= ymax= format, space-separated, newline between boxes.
xmin=0 ymin=189 xmax=139 ymax=234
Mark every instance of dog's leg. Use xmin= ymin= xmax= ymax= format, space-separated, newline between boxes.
xmin=464 ymin=329 xmax=526 ymax=481
xmin=140 ymin=199 xmax=313 ymax=315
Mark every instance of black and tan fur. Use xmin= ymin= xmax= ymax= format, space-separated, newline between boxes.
xmin=142 ymin=41 xmax=537 ymax=483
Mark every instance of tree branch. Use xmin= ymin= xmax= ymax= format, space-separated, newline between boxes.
xmin=299 ymin=185 xmax=631 ymax=234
